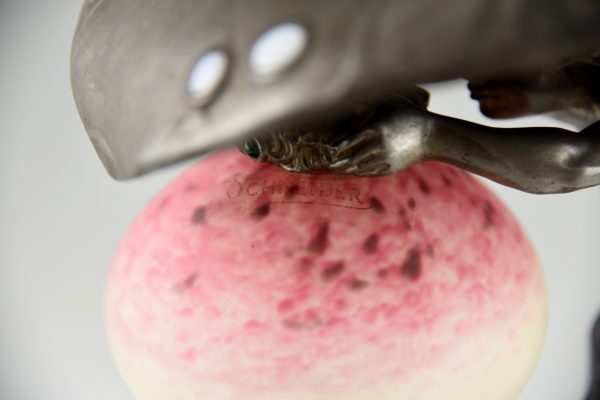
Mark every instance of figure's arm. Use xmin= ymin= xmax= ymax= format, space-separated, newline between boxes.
xmin=327 ymin=99 xmax=600 ymax=194
xmin=421 ymin=110 xmax=600 ymax=193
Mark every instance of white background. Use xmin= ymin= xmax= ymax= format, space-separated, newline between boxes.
xmin=1 ymin=1 xmax=599 ymax=399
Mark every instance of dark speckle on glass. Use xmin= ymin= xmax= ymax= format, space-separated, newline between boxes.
xmin=322 ymin=261 xmax=345 ymax=281
xmin=347 ymin=278 xmax=369 ymax=291
xmin=308 ymin=221 xmax=329 ymax=254
xmin=369 ymin=197 xmax=385 ymax=213
xmin=401 ymin=247 xmax=422 ymax=280
xmin=252 ymin=203 xmax=271 ymax=220
xmin=407 ymin=198 xmax=416 ymax=210
xmin=418 ymin=179 xmax=431 ymax=195
xmin=191 ymin=206 xmax=206 ymax=224
xmin=363 ymin=233 xmax=379 ymax=254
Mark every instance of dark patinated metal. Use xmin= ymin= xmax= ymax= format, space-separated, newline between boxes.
xmin=587 ymin=314 xmax=600 ymax=400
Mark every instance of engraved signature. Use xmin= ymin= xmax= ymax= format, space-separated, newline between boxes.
xmin=223 ymin=173 xmax=371 ymax=210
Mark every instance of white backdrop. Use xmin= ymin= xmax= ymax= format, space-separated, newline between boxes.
xmin=1 ymin=1 xmax=599 ymax=399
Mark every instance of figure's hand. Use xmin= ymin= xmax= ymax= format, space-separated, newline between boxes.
xmin=328 ymin=98 xmax=430 ymax=176
xmin=328 ymin=128 xmax=392 ymax=176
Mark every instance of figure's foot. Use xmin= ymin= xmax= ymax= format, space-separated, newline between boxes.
xmin=468 ymin=79 xmax=533 ymax=119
